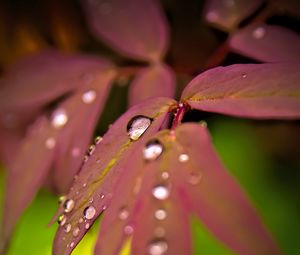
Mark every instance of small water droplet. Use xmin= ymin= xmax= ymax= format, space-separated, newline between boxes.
xmin=189 ymin=172 xmax=202 ymax=185
xmin=127 ymin=116 xmax=152 ymax=141
xmin=83 ymin=155 xmax=89 ymax=162
xmin=64 ymin=199 xmax=75 ymax=213
xmin=143 ymin=140 xmax=163 ymax=161
xmin=94 ymin=136 xmax=103 ymax=144
xmin=242 ymin=73 xmax=247 ymax=78
xmin=124 ymin=225 xmax=134 ymax=235
xmin=161 ymin=172 xmax=169 ymax=180
xmin=72 ymin=147 xmax=81 ymax=157
xmin=119 ymin=207 xmax=129 ymax=220
xmin=100 ymin=194 xmax=105 ymax=199
xmin=45 ymin=137 xmax=56 ymax=149
xmin=154 ymin=209 xmax=167 ymax=221
xmin=178 ymin=153 xmax=189 ymax=163
xmin=64 ymin=223 xmax=72 ymax=233
xmin=152 ymin=185 xmax=170 ymax=200
xmin=58 ymin=214 xmax=67 ymax=226
xmin=199 ymin=120 xmax=207 ymax=127
xmin=88 ymin=145 xmax=95 ymax=155
xmin=83 ymin=183 xmax=87 ymax=188
xmin=102 ymin=205 xmax=107 ymax=211
xmin=58 ymin=195 xmax=66 ymax=204
xmin=73 ymin=227 xmax=80 ymax=237
xmin=206 ymin=11 xmax=218 ymax=22
xmin=70 ymin=242 xmax=75 ymax=248
xmin=83 ymin=206 xmax=96 ymax=220
xmin=148 ymin=239 xmax=168 ymax=255
xmin=89 ymin=197 xmax=94 ymax=203
xmin=252 ymin=27 xmax=265 ymax=39
xmin=82 ymin=90 xmax=96 ymax=104
xmin=85 ymin=223 xmax=90 ymax=229
xmin=51 ymin=109 xmax=68 ymax=128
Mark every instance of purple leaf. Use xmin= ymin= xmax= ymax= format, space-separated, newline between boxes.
xmin=81 ymin=0 xmax=169 ymax=62
xmin=0 ymin=50 xmax=111 ymax=115
xmin=170 ymin=123 xmax=282 ymax=255
xmin=128 ymin=64 xmax=176 ymax=106
xmin=203 ymin=0 xmax=262 ymax=31
xmin=181 ymin=63 xmax=300 ymax=119
xmin=52 ymin=97 xmax=175 ymax=255
xmin=229 ymin=24 xmax=300 ymax=62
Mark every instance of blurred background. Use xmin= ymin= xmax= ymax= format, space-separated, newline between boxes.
xmin=0 ymin=0 xmax=299 ymax=254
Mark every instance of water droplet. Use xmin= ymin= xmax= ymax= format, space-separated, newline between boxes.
xmin=79 ymin=218 xmax=84 ymax=223
xmin=51 ymin=109 xmax=68 ymax=128
xmin=83 ymin=183 xmax=87 ymax=188
xmin=143 ymin=140 xmax=163 ymax=161
xmin=89 ymin=197 xmax=94 ymax=203
xmin=148 ymin=239 xmax=168 ymax=255
xmin=102 ymin=205 xmax=107 ymax=211
xmin=252 ymin=27 xmax=265 ymax=39
xmin=83 ymin=155 xmax=89 ymax=162
xmin=45 ymin=137 xmax=56 ymax=149
xmin=178 ymin=153 xmax=189 ymax=163
xmin=124 ymin=225 xmax=134 ymax=235
xmin=73 ymin=227 xmax=80 ymax=237
xmin=82 ymin=90 xmax=96 ymax=104
xmin=88 ymin=145 xmax=95 ymax=155
xmin=152 ymin=185 xmax=170 ymax=200
xmin=85 ymin=223 xmax=90 ymax=229
xmin=58 ymin=214 xmax=67 ymax=226
xmin=100 ymin=194 xmax=105 ymax=199
xmin=154 ymin=209 xmax=167 ymax=221
xmin=199 ymin=120 xmax=207 ymax=128
xmin=72 ymin=147 xmax=81 ymax=157
xmin=119 ymin=207 xmax=129 ymax=220
xmin=70 ymin=242 xmax=75 ymax=248
xmin=94 ymin=136 xmax=103 ymax=144
xmin=64 ymin=223 xmax=72 ymax=233
xmin=206 ymin=11 xmax=218 ymax=22
xmin=242 ymin=73 xmax=247 ymax=78
xmin=64 ymin=199 xmax=75 ymax=213
xmin=127 ymin=116 xmax=152 ymax=141
xmin=83 ymin=206 xmax=96 ymax=220
xmin=161 ymin=172 xmax=169 ymax=180
xmin=189 ymin=172 xmax=202 ymax=185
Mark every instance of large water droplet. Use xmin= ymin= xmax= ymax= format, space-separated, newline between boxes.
xmin=83 ymin=206 xmax=96 ymax=220
xmin=148 ymin=239 xmax=168 ymax=255
xmin=143 ymin=140 xmax=163 ymax=161
xmin=178 ymin=153 xmax=189 ymax=163
xmin=119 ymin=207 xmax=129 ymax=220
xmin=82 ymin=90 xmax=96 ymax=104
xmin=64 ymin=199 xmax=75 ymax=213
xmin=154 ymin=209 xmax=167 ymax=221
xmin=64 ymin=223 xmax=72 ymax=233
xmin=252 ymin=27 xmax=265 ymax=39
xmin=73 ymin=227 xmax=80 ymax=237
xmin=45 ymin=137 xmax=56 ymax=149
xmin=51 ymin=109 xmax=68 ymax=128
xmin=58 ymin=214 xmax=66 ymax=226
xmin=152 ymin=185 xmax=170 ymax=200
xmin=127 ymin=116 xmax=152 ymax=141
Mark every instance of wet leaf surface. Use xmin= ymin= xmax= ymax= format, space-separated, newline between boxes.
xmin=229 ymin=24 xmax=300 ymax=62
xmin=182 ymin=63 xmax=300 ymax=119
xmin=81 ymin=0 xmax=169 ymax=62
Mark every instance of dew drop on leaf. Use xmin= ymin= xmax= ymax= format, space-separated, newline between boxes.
xmin=154 ymin=209 xmax=167 ymax=221
xmin=82 ymin=90 xmax=96 ymax=104
xmin=252 ymin=27 xmax=265 ymax=39
xmin=78 ymin=218 xmax=84 ymax=224
xmin=57 ymin=214 xmax=67 ymax=226
xmin=72 ymin=227 xmax=80 ymax=237
xmin=143 ymin=140 xmax=163 ymax=161
xmin=178 ymin=153 xmax=189 ymax=162
xmin=148 ymin=238 xmax=168 ymax=255
xmin=64 ymin=199 xmax=75 ymax=213
xmin=118 ymin=207 xmax=129 ymax=220
xmin=58 ymin=195 xmax=66 ymax=205
xmin=188 ymin=172 xmax=202 ymax=185
xmin=64 ymin=224 xmax=72 ymax=233
xmin=85 ymin=223 xmax=90 ymax=229
xmin=124 ymin=225 xmax=134 ymax=235
xmin=152 ymin=185 xmax=170 ymax=200
xmin=94 ymin=136 xmax=103 ymax=144
xmin=88 ymin=145 xmax=96 ymax=155
xmin=70 ymin=242 xmax=75 ymax=248
xmin=51 ymin=108 xmax=68 ymax=128
xmin=161 ymin=172 xmax=169 ymax=180
xmin=127 ymin=115 xmax=152 ymax=141
xmin=83 ymin=206 xmax=96 ymax=220
xmin=45 ymin=137 xmax=56 ymax=149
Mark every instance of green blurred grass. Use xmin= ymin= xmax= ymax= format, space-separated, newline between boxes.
xmin=0 ymin=117 xmax=299 ymax=255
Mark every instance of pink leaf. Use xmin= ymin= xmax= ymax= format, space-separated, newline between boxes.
xmin=229 ymin=24 xmax=300 ymax=62
xmin=0 ymin=50 xmax=111 ymax=115
xmin=170 ymin=123 xmax=282 ymax=255
xmin=81 ymin=0 xmax=169 ymax=62
xmin=128 ymin=64 xmax=176 ymax=106
xmin=52 ymin=97 xmax=175 ymax=255
xmin=181 ymin=63 xmax=300 ymax=119
xmin=203 ymin=0 xmax=262 ymax=31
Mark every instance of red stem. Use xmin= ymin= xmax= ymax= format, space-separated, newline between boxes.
xmin=171 ymin=103 xmax=189 ymax=129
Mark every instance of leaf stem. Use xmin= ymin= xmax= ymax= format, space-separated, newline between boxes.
xmin=171 ymin=102 xmax=189 ymax=129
